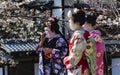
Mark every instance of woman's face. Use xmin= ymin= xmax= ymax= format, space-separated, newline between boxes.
xmin=44 ymin=27 xmax=54 ymax=38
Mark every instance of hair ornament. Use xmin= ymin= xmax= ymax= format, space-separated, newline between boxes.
xmin=73 ymin=8 xmax=80 ymax=13
xmin=67 ymin=10 xmax=73 ymax=21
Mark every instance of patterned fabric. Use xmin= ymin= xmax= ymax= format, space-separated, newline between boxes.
xmin=85 ymin=35 xmax=96 ymax=75
xmin=90 ymin=30 xmax=105 ymax=75
xmin=64 ymin=30 xmax=91 ymax=75
xmin=39 ymin=34 xmax=68 ymax=75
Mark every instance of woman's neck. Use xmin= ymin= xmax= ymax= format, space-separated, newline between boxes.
xmin=75 ymin=27 xmax=82 ymax=31
xmin=89 ymin=27 xmax=94 ymax=32
xmin=50 ymin=32 xmax=56 ymax=39
xmin=74 ymin=23 xmax=82 ymax=30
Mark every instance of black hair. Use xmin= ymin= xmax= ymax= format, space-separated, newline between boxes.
xmin=72 ymin=10 xmax=86 ymax=25
xmin=48 ymin=17 xmax=69 ymax=53
xmin=51 ymin=19 xmax=59 ymax=33
xmin=46 ymin=16 xmax=68 ymax=45
xmin=44 ymin=16 xmax=59 ymax=33
xmin=86 ymin=12 xmax=98 ymax=26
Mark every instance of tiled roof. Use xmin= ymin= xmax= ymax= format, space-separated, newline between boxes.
xmin=105 ymin=44 xmax=120 ymax=51
xmin=1 ymin=39 xmax=38 ymax=53
xmin=104 ymin=40 xmax=120 ymax=52
xmin=1 ymin=39 xmax=120 ymax=53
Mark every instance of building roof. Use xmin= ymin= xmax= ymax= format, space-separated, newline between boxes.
xmin=0 ymin=47 xmax=15 ymax=65
xmin=1 ymin=39 xmax=120 ymax=53
xmin=0 ymin=39 xmax=38 ymax=53
xmin=104 ymin=40 xmax=120 ymax=52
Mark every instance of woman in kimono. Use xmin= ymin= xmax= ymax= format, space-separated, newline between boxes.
xmin=63 ymin=8 xmax=92 ymax=75
xmin=36 ymin=16 xmax=68 ymax=75
xmin=83 ymin=12 xmax=105 ymax=75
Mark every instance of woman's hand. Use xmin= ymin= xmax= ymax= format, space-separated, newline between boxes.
xmin=40 ymin=32 xmax=46 ymax=42
xmin=35 ymin=32 xmax=46 ymax=52
xmin=43 ymin=47 xmax=53 ymax=58
xmin=35 ymin=44 xmax=40 ymax=52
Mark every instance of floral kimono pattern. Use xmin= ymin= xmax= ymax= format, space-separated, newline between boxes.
xmin=39 ymin=34 xmax=68 ymax=75
xmin=90 ymin=30 xmax=105 ymax=75
xmin=64 ymin=30 xmax=92 ymax=75
xmin=85 ymin=35 xmax=96 ymax=75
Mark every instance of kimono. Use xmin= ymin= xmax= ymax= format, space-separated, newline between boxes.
xmin=64 ymin=29 xmax=94 ymax=75
xmin=85 ymin=34 xmax=96 ymax=75
xmin=39 ymin=34 xmax=68 ymax=75
xmin=90 ymin=30 xmax=105 ymax=75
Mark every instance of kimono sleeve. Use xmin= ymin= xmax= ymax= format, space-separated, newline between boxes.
xmin=51 ymin=38 xmax=68 ymax=59
xmin=64 ymin=32 xmax=87 ymax=69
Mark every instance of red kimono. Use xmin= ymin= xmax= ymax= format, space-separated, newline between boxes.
xmin=64 ymin=29 xmax=96 ymax=75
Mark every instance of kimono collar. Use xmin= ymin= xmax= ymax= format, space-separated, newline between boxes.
xmin=48 ymin=34 xmax=61 ymax=41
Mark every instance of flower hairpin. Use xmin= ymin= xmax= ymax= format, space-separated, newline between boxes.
xmin=67 ymin=10 xmax=73 ymax=21
xmin=74 ymin=8 xmax=81 ymax=13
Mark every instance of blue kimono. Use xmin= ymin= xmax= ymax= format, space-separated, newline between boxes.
xmin=38 ymin=34 xmax=68 ymax=75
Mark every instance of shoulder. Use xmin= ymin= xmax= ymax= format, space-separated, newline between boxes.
xmin=74 ymin=30 xmax=90 ymax=40
xmin=55 ymin=34 xmax=67 ymax=43
xmin=70 ymin=30 xmax=88 ymax=42
xmin=73 ymin=30 xmax=85 ymax=37
xmin=90 ymin=30 xmax=101 ymax=36
xmin=90 ymin=30 xmax=104 ymax=42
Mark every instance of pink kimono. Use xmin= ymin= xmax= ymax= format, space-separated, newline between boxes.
xmin=90 ymin=30 xmax=105 ymax=75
